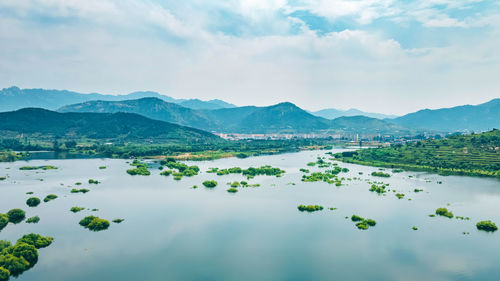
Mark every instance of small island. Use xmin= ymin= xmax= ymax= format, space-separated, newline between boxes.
xmin=476 ymin=220 xmax=497 ymax=232
xmin=26 ymin=197 xmax=41 ymax=207
xmin=43 ymin=194 xmax=58 ymax=202
xmin=7 ymin=209 xmax=25 ymax=224
xmin=79 ymin=216 xmax=110 ymax=231
xmin=297 ymin=205 xmax=324 ymax=212
xmin=202 ymin=180 xmax=218 ymax=188
xmin=435 ymin=207 xmax=454 ymax=218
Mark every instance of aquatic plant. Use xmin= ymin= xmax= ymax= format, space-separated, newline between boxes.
xmin=99 ymin=166 xmax=106 ymax=169
xmin=0 ymin=214 xmax=8 ymax=231
xmin=412 ymin=226 xmax=418 ymax=230
xmin=25 ymin=217 xmax=40 ymax=224
xmin=112 ymin=219 xmax=124 ymax=223
xmin=202 ymin=181 xmax=217 ymax=188
xmin=19 ymin=166 xmax=58 ymax=171
xmin=227 ymin=188 xmax=238 ymax=193
xmin=70 ymin=188 xmax=89 ymax=194
xmin=369 ymin=184 xmax=386 ymax=194
xmin=88 ymin=179 xmax=100 ymax=184
xmin=17 ymin=234 xmax=53 ymax=249
xmin=70 ymin=207 xmax=85 ymax=213
xmin=79 ymin=216 xmax=110 ymax=232
xmin=435 ymin=208 xmax=454 ymax=218
xmin=371 ymin=171 xmax=391 ymax=177
xmin=297 ymin=205 xmax=324 ymax=212
xmin=43 ymin=194 xmax=58 ymax=202
xmin=476 ymin=220 xmax=497 ymax=232
xmin=6 ymin=209 xmax=25 ymax=224
xmin=126 ymin=166 xmax=150 ymax=176
xmin=351 ymin=215 xmax=364 ymax=222
xmin=395 ymin=193 xmax=405 ymax=199
xmin=26 ymin=198 xmax=40 ymax=208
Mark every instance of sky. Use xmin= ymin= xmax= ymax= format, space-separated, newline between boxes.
xmin=0 ymin=0 xmax=499 ymax=115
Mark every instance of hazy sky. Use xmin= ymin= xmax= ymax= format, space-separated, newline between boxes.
xmin=0 ymin=0 xmax=499 ymax=114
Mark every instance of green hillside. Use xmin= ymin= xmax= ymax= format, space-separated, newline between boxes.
xmin=0 ymin=108 xmax=219 ymax=144
xmin=335 ymin=130 xmax=500 ymax=177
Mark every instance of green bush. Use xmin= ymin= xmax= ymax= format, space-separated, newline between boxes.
xmin=7 ymin=209 xmax=25 ymax=224
xmin=79 ymin=216 xmax=110 ymax=231
xmin=227 ymin=188 xmax=238 ymax=193
xmin=126 ymin=166 xmax=150 ymax=176
xmin=17 ymin=234 xmax=53 ymax=249
xmin=70 ymin=189 xmax=89 ymax=194
xmin=25 ymin=217 xmax=40 ymax=224
xmin=371 ymin=171 xmax=391 ymax=177
xmin=43 ymin=194 xmax=57 ymax=202
xmin=0 ymin=266 xmax=9 ymax=281
xmin=70 ymin=207 xmax=85 ymax=213
xmin=351 ymin=215 xmax=364 ymax=222
xmin=476 ymin=220 xmax=498 ymax=232
xmin=26 ymin=198 xmax=40 ymax=208
xmin=297 ymin=205 xmax=324 ymax=212
xmin=0 ymin=214 xmax=8 ymax=231
xmin=202 ymin=181 xmax=217 ymax=188
xmin=435 ymin=207 xmax=454 ymax=218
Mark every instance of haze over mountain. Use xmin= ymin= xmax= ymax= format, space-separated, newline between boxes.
xmin=311 ymin=108 xmax=398 ymax=120
xmin=0 ymin=108 xmax=219 ymax=143
xmin=0 ymin=86 xmax=236 ymax=112
xmin=388 ymin=98 xmax=500 ymax=132
xmin=60 ymin=98 xmax=408 ymax=134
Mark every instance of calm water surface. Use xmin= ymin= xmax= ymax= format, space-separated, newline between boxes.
xmin=1 ymin=149 xmax=499 ymax=281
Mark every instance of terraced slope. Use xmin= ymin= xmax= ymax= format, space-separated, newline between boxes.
xmin=335 ymin=130 xmax=500 ymax=177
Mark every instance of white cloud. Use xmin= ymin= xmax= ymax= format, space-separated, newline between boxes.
xmin=0 ymin=0 xmax=499 ymax=115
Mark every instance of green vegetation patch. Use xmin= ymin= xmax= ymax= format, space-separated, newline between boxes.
xmin=335 ymin=130 xmax=500 ymax=178
xmin=435 ymin=207 xmax=454 ymax=218
xmin=0 ymin=214 xmax=8 ymax=231
xmin=6 ymin=209 xmax=25 ymax=224
xmin=43 ymin=194 xmax=57 ymax=203
xmin=70 ymin=207 xmax=85 ymax=213
xmin=226 ymin=188 xmax=238 ymax=193
xmin=202 ymin=181 xmax=217 ymax=188
xmin=112 ymin=219 xmax=124 ymax=224
xmin=371 ymin=171 xmax=391 ymax=178
xmin=0 ymin=233 xmax=54 ymax=280
xmin=126 ymin=160 xmax=151 ymax=176
xmin=25 ymin=217 xmax=40 ymax=224
xmin=88 ymin=179 xmax=100 ymax=184
xmin=79 ymin=216 xmax=110 ymax=232
xmin=25 ymin=198 xmax=40 ymax=208
xmin=369 ymin=184 xmax=387 ymax=194
xmin=297 ymin=205 xmax=324 ymax=212
xmin=350 ymin=215 xmax=377 ymax=230
xmin=476 ymin=220 xmax=497 ymax=232
xmin=19 ymin=166 xmax=57 ymax=171
xmin=70 ymin=189 xmax=90 ymax=194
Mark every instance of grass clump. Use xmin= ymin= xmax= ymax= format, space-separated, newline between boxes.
xmin=7 ymin=209 xmax=25 ymax=224
xmin=79 ymin=216 xmax=110 ymax=232
xmin=202 ymin=181 xmax=217 ymax=188
xmin=227 ymin=188 xmax=238 ymax=193
xmin=297 ymin=205 xmax=324 ymax=212
xmin=0 ymin=214 xmax=8 ymax=231
xmin=350 ymin=215 xmax=377 ymax=230
xmin=70 ymin=207 xmax=85 ymax=213
xmin=43 ymin=194 xmax=57 ymax=202
xmin=70 ymin=189 xmax=90 ymax=194
xmin=476 ymin=220 xmax=497 ymax=232
xmin=435 ymin=207 xmax=454 ymax=218
xmin=371 ymin=171 xmax=391 ymax=178
xmin=25 ymin=217 xmax=40 ymax=224
xmin=26 ymin=198 xmax=40 ymax=208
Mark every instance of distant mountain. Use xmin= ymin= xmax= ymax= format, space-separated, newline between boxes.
xmin=0 ymin=108 xmax=219 ymax=143
xmin=60 ymin=98 xmax=407 ymax=134
xmin=178 ymin=99 xmax=236 ymax=110
xmin=388 ymin=99 xmax=500 ymax=132
xmin=311 ymin=108 xmax=397 ymax=119
xmin=59 ymin=98 xmax=216 ymax=129
xmin=0 ymin=86 xmax=234 ymax=112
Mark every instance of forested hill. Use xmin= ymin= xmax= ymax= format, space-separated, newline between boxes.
xmin=388 ymin=98 xmax=500 ymax=132
xmin=335 ymin=130 xmax=500 ymax=177
xmin=0 ymin=108 xmax=220 ymax=144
